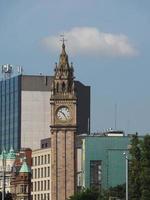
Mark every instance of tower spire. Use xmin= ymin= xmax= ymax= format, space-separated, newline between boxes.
xmin=60 ymin=36 xmax=65 ymax=53
xmin=52 ymin=40 xmax=75 ymax=95
xmin=59 ymin=35 xmax=68 ymax=66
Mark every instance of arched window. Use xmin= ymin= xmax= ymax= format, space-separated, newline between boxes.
xmin=56 ymin=82 xmax=59 ymax=92
xmin=62 ymin=82 xmax=65 ymax=92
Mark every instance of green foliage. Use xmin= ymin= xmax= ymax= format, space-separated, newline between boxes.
xmin=108 ymin=184 xmax=125 ymax=200
xmin=129 ymin=133 xmax=141 ymax=200
xmin=140 ymin=135 xmax=150 ymax=200
xmin=129 ymin=134 xmax=150 ymax=199
xmin=68 ymin=188 xmax=101 ymax=200
xmin=68 ymin=185 xmax=125 ymax=200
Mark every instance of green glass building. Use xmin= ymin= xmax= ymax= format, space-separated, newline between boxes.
xmin=82 ymin=135 xmax=131 ymax=190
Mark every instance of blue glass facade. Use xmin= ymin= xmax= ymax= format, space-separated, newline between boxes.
xmin=0 ymin=75 xmax=21 ymax=151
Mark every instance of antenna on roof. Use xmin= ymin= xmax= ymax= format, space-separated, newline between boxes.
xmin=17 ymin=66 xmax=23 ymax=74
xmin=114 ymin=103 xmax=117 ymax=130
xmin=1 ymin=64 xmax=23 ymax=80
xmin=1 ymin=64 xmax=13 ymax=79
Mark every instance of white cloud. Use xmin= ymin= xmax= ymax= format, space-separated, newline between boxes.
xmin=41 ymin=27 xmax=138 ymax=57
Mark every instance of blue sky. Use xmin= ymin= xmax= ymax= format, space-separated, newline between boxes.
xmin=0 ymin=0 xmax=150 ymax=134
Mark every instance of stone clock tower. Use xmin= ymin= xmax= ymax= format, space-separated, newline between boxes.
xmin=50 ymin=42 xmax=77 ymax=200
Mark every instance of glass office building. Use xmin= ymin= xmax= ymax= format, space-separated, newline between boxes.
xmin=0 ymin=75 xmax=21 ymax=151
xmin=0 ymin=75 xmax=90 ymax=152
xmin=0 ymin=75 xmax=52 ymax=152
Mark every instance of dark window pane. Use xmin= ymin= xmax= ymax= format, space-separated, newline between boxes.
xmin=90 ymin=160 xmax=102 ymax=190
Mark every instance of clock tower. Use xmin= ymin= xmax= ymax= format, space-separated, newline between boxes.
xmin=50 ymin=41 xmax=77 ymax=200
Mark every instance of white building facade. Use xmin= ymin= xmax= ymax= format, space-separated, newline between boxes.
xmin=31 ymin=148 xmax=51 ymax=200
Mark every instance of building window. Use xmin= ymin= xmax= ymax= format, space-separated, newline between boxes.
xmin=20 ymin=185 xmax=24 ymax=193
xmin=44 ymin=180 xmax=46 ymax=190
xmin=41 ymin=168 xmax=43 ymax=178
xmin=20 ymin=185 xmax=27 ymax=193
xmin=38 ymin=181 xmax=40 ymax=191
xmin=48 ymin=180 xmax=50 ymax=190
xmin=24 ymin=185 xmax=28 ymax=193
xmin=38 ymin=168 xmax=40 ymax=178
xmin=41 ymin=181 xmax=43 ymax=191
xmin=34 ymin=182 xmax=36 ymax=191
xmin=47 ymin=167 xmax=50 ymax=177
xmin=35 ymin=169 xmax=37 ymax=179
xmin=38 ymin=156 xmax=40 ymax=165
xmin=44 ymin=167 xmax=46 ymax=177
xmin=48 ymin=154 xmax=50 ymax=164
xmin=90 ymin=160 xmax=102 ymax=190
xmin=45 ymin=155 xmax=47 ymax=164
xmin=35 ymin=157 xmax=37 ymax=166
xmin=41 ymin=156 xmax=43 ymax=165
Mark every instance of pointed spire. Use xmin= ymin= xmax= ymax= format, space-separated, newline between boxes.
xmin=60 ymin=35 xmax=67 ymax=54
xmin=19 ymin=160 xmax=31 ymax=173
xmin=61 ymin=41 xmax=66 ymax=55
xmin=59 ymin=41 xmax=69 ymax=67
xmin=52 ymin=40 xmax=75 ymax=95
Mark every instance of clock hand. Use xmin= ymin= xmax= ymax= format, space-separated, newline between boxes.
xmin=59 ymin=111 xmax=67 ymax=120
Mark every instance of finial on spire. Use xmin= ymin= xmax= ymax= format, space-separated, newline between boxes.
xmin=60 ymin=34 xmax=67 ymax=48
xmin=59 ymin=34 xmax=68 ymax=57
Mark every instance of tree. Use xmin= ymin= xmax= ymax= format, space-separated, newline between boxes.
xmin=67 ymin=188 xmax=103 ymax=200
xmin=129 ymin=133 xmax=141 ymax=200
xmin=140 ymin=135 xmax=150 ymax=200
xmin=67 ymin=185 xmax=126 ymax=200
xmin=108 ymin=184 xmax=125 ymax=200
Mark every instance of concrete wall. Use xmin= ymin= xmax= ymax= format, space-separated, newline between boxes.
xmin=21 ymin=91 xmax=51 ymax=150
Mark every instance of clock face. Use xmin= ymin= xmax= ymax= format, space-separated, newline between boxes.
xmin=56 ymin=106 xmax=71 ymax=122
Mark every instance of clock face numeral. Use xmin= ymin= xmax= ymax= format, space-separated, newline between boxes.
xmin=56 ymin=106 xmax=71 ymax=121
